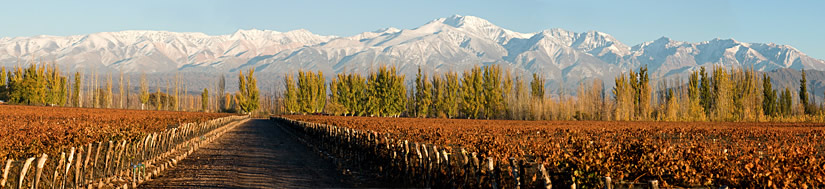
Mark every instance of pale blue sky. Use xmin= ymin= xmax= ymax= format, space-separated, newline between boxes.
xmin=1 ymin=0 xmax=823 ymax=59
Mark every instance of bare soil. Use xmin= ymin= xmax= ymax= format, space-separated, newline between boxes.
xmin=139 ymin=119 xmax=351 ymax=188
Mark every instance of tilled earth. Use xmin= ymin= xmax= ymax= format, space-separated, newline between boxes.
xmin=139 ymin=119 xmax=351 ymax=188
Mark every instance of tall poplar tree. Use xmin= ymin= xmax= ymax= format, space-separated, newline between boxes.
xmin=0 ymin=66 xmax=6 ymax=101
xmin=530 ymin=73 xmax=545 ymax=99
xmin=139 ymin=73 xmax=149 ymax=110
xmin=73 ymin=72 xmax=81 ymax=107
xmin=613 ymin=74 xmax=633 ymax=121
xmin=800 ymin=69 xmax=812 ymax=114
xmin=414 ymin=67 xmax=432 ymax=117
xmin=482 ymin=65 xmax=504 ymax=119
xmin=315 ymin=71 xmax=326 ymax=113
xmin=712 ymin=67 xmax=732 ymax=121
xmin=637 ymin=65 xmax=651 ymax=120
xmin=444 ymin=71 xmax=460 ymax=118
xmin=762 ymin=74 xmax=777 ymax=116
xmin=460 ymin=66 xmax=484 ymax=118
xmin=202 ymin=88 xmax=209 ymax=112
xmin=283 ymin=73 xmax=299 ymax=114
xmin=687 ymin=70 xmax=706 ymax=120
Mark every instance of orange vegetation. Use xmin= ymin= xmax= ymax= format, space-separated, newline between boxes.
xmin=284 ymin=115 xmax=825 ymax=188
xmin=0 ymin=105 xmax=233 ymax=159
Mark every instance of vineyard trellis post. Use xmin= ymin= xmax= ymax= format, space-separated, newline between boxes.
xmin=649 ymin=180 xmax=659 ymax=189
xmin=487 ymin=157 xmax=497 ymax=189
xmin=1 ymin=159 xmax=11 ymax=188
xmin=33 ymin=154 xmax=47 ymax=189
xmin=509 ymin=157 xmax=520 ymax=189
xmin=19 ymin=157 xmax=35 ymax=189
xmin=602 ymin=176 xmax=612 ymax=189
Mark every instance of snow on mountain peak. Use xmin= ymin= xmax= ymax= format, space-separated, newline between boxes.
xmin=440 ymin=14 xmax=495 ymax=28
xmin=428 ymin=14 xmax=530 ymax=43
xmin=373 ymin=27 xmax=400 ymax=34
xmin=0 ymin=14 xmax=822 ymax=92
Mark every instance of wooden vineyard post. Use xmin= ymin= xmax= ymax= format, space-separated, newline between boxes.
xmin=433 ymin=145 xmax=440 ymax=187
xmin=518 ymin=160 xmax=527 ymax=188
xmin=487 ymin=157 xmax=497 ymax=189
xmin=115 ymin=140 xmax=126 ymax=178
xmin=441 ymin=149 xmax=450 ymax=187
xmin=63 ymin=147 xmax=75 ymax=189
xmin=92 ymin=142 xmax=102 ymax=180
xmin=471 ymin=152 xmax=480 ymax=188
xmin=52 ymin=152 xmax=65 ymax=189
xmin=649 ymin=180 xmax=659 ymax=189
xmin=1 ymin=159 xmax=11 ymax=188
xmin=20 ymin=157 xmax=35 ymax=189
xmin=509 ymin=157 xmax=520 ymax=189
xmin=33 ymin=154 xmax=47 ymax=189
xmin=104 ymin=140 xmax=113 ymax=178
xmin=74 ymin=147 xmax=83 ymax=189
xmin=602 ymin=176 xmax=612 ymax=189
xmin=403 ymin=140 xmax=409 ymax=178
xmin=460 ymin=148 xmax=469 ymax=187
xmin=414 ymin=142 xmax=422 ymax=185
xmin=539 ymin=164 xmax=551 ymax=189
xmin=82 ymin=143 xmax=91 ymax=185
xmin=422 ymin=144 xmax=430 ymax=188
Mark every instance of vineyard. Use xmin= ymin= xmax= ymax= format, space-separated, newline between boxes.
xmin=0 ymin=105 xmax=233 ymax=159
xmin=281 ymin=115 xmax=825 ymax=188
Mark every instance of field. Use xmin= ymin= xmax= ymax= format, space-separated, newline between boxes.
xmin=0 ymin=105 xmax=233 ymax=159
xmin=284 ymin=115 xmax=825 ymax=188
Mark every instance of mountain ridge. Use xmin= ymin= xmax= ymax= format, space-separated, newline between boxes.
xmin=1 ymin=14 xmax=823 ymax=91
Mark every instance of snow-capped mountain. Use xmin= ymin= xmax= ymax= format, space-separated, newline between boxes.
xmin=0 ymin=29 xmax=335 ymax=73
xmin=1 ymin=14 xmax=823 ymax=91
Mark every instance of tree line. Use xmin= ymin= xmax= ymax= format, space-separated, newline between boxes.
xmin=283 ymin=66 xmax=407 ymax=117
xmin=0 ymin=61 xmax=261 ymax=114
xmin=281 ymin=64 xmax=824 ymax=122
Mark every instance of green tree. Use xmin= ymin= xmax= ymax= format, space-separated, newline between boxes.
xmin=105 ymin=74 xmax=112 ymax=108
xmin=139 ymin=74 xmax=149 ymax=110
xmin=780 ymin=87 xmax=793 ymax=116
xmin=712 ymin=67 xmax=732 ymax=121
xmin=297 ymin=71 xmax=318 ymax=113
xmin=202 ymin=88 xmax=209 ymax=111
xmin=699 ymin=67 xmax=712 ymax=116
xmin=530 ymin=73 xmax=545 ymax=99
xmin=637 ymin=65 xmax=651 ymax=120
xmin=72 ymin=72 xmax=82 ymax=107
xmin=315 ymin=71 xmax=326 ymax=113
xmin=461 ymin=66 xmax=484 ymax=118
xmin=431 ymin=75 xmax=445 ymax=117
xmin=325 ymin=76 xmax=347 ymax=115
xmin=762 ymin=74 xmax=777 ymax=116
xmin=800 ymin=69 xmax=812 ymax=114
xmin=283 ymin=73 xmax=299 ymax=114
xmin=482 ymin=65 xmax=505 ymax=119
xmin=0 ymin=66 xmax=6 ymax=101
xmin=613 ymin=73 xmax=633 ymax=121
xmin=237 ymin=68 xmax=260 ymax=114
xmin=414 ymin=67 xmax=432 ymax=117
xmin=365 ymin=66 xmax=406 ymax=117
xmin=10 ymin=64 xmax=47 ymax=105
xmin=444 ymin=71 xmax=460 ymax=118
xmin=687 ymin=70 xmax=706 ymax=120
xmin=345 ymin=73 xmax=367 ymax=116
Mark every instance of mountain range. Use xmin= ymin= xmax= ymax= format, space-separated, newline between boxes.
xmin=1 ymin=14 xmax=823 ymax=92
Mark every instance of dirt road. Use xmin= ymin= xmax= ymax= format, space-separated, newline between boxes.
xmin=139 ymin=119 xmax=350 ymax=188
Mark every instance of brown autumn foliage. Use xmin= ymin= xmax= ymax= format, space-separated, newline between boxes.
xmin=285 ymin=114 xmax=825 ymax=188
xmin=0 ymin=105 xmax=233 ymax=159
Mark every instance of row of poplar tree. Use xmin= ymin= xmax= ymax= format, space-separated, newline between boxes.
xmin=283 ymin=66 xmax=407 ymax=117
xmin=282 ymin=64 xmax=821 ymax=122
xmin=0 ymin=62 xmax=260 ymax=114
